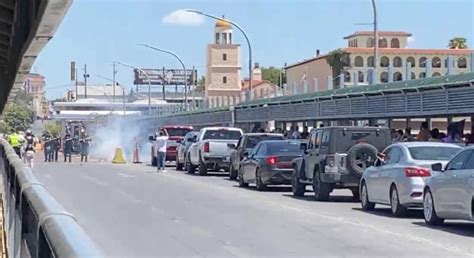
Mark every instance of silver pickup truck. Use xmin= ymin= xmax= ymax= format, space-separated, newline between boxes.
xmin=186 ymin=127 xmax=243 ymax=175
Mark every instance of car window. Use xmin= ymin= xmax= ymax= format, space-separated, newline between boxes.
xmin=250 ymin=143 xmax=261 ymax=157
xmin=246 ymin=135 xmax=284 ymax=149
xmin=308 ymin=131 xmax=317 ymax=149
xmin=387 ymin=147 xmax=402 ymax=164
xmin=408 ymin=146 xmax=460 ymax=161
xmin=203 ymin=129 xmax=242 ymax=140
xmin=315 ymin=131 xmax=322 ymax=148
xmin=266 ymin=141 xmax=304 ymax=155
xmin=463 ymin=151 xmax=474 ymax=169
xmin=321 ymin=131 xmax=330 ymax=149
xmin=256 ymin=144 xmax=267 ymax=156
xmin=446 ymin=150 xmax=471 ymax=170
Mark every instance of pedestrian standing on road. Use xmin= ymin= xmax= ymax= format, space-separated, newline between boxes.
xmin=23 ymin=129 xmax=38 ymax=169
xmin=392 ymin=129 xmax=404 ymax=143
xmin=63 ymin=133 xmax=73 ymax=163
xmin=80 ymin=135 xmax=91 ymax=162
xmin=155 ymin=130 xmax=168 ymax=173
xmin=53 ymin=137 xmax=61 ymax=162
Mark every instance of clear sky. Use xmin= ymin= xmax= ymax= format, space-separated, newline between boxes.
xmin=35 ymin=0 xmax=474 ymax=99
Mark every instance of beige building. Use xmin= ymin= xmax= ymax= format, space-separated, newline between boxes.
xmin=206 ymin=19 xmax=280 ymax=107
xmin=24 ymin=73 xmax=49 ymax=118
xmin=286 ymin=31 xmax=473 ymax=94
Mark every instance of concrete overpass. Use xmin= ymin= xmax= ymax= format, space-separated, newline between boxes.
xmin=0 ymin=0 xmax=71 ymax=112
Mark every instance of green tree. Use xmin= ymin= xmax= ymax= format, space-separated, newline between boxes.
xmin=0 ymin=120 xmax=11 ymax=134
xmin=448 ymin=37 xmax=468 ymax=49
xmin=1 ymin=103 xmax=34 ymax=131
xmin=196 ymin=76 xmax=205 ymax=92
xmin=325 ymin=49 xmax=350 ymax=88
xmin=261 ymin=67 xmax=286 ymax=85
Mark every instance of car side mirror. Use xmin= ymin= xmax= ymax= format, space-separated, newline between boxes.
xmin=227 ymin=143 xmax=236 ymax=149
xmin=148 ymin=136 xmax=155 ymax=141
xmin=242 ymin=151 xmax=249 ymax=157
xmin=431 ymin=163 xmax=443 ymax=172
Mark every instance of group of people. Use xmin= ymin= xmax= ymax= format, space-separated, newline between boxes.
xmin=7 ymin=129 xmax=38 ymax=168
xmin=42 ymin=132 xmax=61 ymax=162
xmin=391 ymin=122 xmax=470 ymax=144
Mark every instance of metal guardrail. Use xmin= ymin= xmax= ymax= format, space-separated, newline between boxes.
xmin=0 ymin=139 xmax=102 ymax=258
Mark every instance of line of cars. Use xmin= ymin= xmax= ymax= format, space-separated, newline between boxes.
xmin=151 ymin=125 xmax=474 ymax=226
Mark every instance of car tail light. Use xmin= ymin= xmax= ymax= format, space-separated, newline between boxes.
xmin=326 ymin=155 xmax=335 ymax=167
xmin=266 ymin=156 xmax=277 ymax=165
xmin=404 ymin=167 xmax=431 ymax=177
xmin=204 ymin=142 xmax=210 ymax=153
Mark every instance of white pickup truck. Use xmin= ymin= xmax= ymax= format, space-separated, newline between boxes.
xmin=186 ymin=127 xmax=243 ymax=175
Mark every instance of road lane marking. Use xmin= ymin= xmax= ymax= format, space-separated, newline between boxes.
xmin=117 ymin=173 xmax=136 ymax=179
xmin=82 ymin=174 xmax=110 ymax=187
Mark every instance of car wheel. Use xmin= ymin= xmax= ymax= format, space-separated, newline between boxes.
xmin=292 ymin=166 xmax=305 ymax=197
xmin=229 ymin=163 xmax=238 ymax=180
xmin=238 ymin=167 xmax=248 ymax=187
xmin=186 ymin=156 xmax=195 ymax=174
xmin=198 ymin=158 xmax=207 ymax=176
xmin=361 ymin=181 xmax=375 ymax=211
xmin=390 ymin=185 xmax=407 ymax=217
xmin=423 ymin=189 xmax=444 ymax=226
xmin=255 ymin=169 xmax=267 ymax=191
xmin=313 ymin=170 xmax=330 ymax=201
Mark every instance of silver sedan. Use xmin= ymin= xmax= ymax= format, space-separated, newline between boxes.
xmin=423 ymin=147 xmax=474 ymax=225
xmin=360 ymin=142 xmax=462 ymax=216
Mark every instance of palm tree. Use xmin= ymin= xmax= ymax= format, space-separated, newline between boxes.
xmin=448 ymin=37 xmax=468 ymax=49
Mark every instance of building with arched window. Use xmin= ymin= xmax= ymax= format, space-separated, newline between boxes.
xmin=285 ymin=30 xmax=472 ymax=91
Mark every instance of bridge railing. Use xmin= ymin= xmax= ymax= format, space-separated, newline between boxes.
xmin=0 ymin=139 xmax=102 ymax=258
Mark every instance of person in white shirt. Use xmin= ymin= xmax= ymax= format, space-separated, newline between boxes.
xmin=155 ymin=130 xmax=169 ymax=172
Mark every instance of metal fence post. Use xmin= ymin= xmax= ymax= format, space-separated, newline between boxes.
xmin=388 ymin=65 xmax=393 ymax=83
xmin=405 ymin=62 xmax=412 ymax=81
xmin=352 ymin=71 xmax=357 ymax=87
xmin=425 ymin=58 xmax=432 ymax=77
xmin=339 ymin=73 xmax=344 ymax=88
xmin=327 ymin=75 xmax=333 ymax=90
xmin=447 ymin=55 xmax=453 ymax=75
xmin=313 ymin=78 xmax=319 ymax=92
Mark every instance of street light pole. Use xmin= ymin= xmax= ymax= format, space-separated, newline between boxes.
xmin=186 ymin=10 xmax=253 ymax=100
xmin=138 ymin=43 xmax=188 ymax=111
xmin=94 ymin=74 xmax=127 ymax=115
xmin=115 ymin=61 xmax=152 ymax=114
xmin=372 ymin=0 xmax=378 ymax=83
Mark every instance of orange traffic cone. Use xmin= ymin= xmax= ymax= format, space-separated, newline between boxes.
xmin=133 ymin=141 xmax=141 ymax=163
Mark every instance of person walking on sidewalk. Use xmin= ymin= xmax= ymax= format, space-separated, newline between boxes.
xmin=154 ymin=130 xmax=168 ymax=173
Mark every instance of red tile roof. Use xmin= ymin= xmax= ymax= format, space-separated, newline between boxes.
xmin=344 ymin=31 xmax=412 ymax=39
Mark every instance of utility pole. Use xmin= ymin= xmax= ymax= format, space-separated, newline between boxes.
xmin=75 ymin=68 xmax=78 ymax=101
xmin=83 ymin=64 xmax=90 ymax=99
xmin=112 ymin=62 xmax=117 ymax=102
xmin=162 ymin=67 xmax=166 ymax=101
xmin=372 ymin=0 xmax=378 ymax=83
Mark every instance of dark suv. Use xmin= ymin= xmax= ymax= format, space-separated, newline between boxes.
xmin=291 ymin=126 xmax=391 ymax=201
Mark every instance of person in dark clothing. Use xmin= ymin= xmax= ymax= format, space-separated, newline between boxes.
xmin=63 ymin=134 xmax=73 ymax=163
xmin=43 ymin=133 xmax=52 ymax=162
xmin=53 ymin=137 xmax=61 ymax=162
xmin=301 ymin=126 xmax=309 ymax=139
xmin=80 ymin=136 xmax=91 ymax=162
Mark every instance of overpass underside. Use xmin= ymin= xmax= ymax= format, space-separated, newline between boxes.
xmin=0 ymin=0 xmax=71 ymax=113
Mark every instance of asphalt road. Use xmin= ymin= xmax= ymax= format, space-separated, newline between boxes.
xmin=34 ymin=161 xmax=474 ymax=257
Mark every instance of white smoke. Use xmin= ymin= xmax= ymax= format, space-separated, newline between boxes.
xmin=89 ymin=116 xmax=153 ymax=162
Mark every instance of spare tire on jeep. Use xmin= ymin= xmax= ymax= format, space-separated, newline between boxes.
xmin=346 ymin=143 xmax=378 ymax=177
